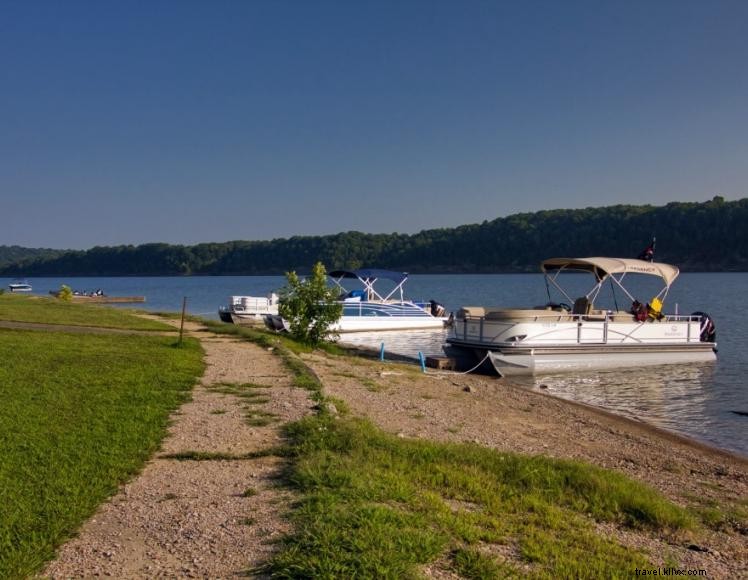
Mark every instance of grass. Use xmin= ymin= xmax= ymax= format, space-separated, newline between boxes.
xmin=207 ymin=381 xmax=278 ymax=426
xmin=265 ymin=414 xmax=696 ymax=578
xmin=0 ymin=326 xmax=204 ymax=578
xmin=0 ymin=293 xmax=173 ymax=331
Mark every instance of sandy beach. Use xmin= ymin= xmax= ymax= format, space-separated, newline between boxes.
xmin=44 ymin=320 xmax=748 ymax=578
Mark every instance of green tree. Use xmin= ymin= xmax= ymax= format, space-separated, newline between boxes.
xmin=278 ymin=262 xmax=343 ymax=346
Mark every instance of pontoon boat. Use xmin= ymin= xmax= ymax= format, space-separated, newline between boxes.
xmin=446 ymin=257 xmax=717 ymax=376
xmin=327 ymin=269 xmax=448 ymax=332
xmin=219 ymin=293 xmax=279 ymax=324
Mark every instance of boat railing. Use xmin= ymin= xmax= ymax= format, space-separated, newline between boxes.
xmin=232 ymin=296 xmax=275 ymax=313
xmin=342 ymin=301 xmax=431 ymax=318
xmin=455 ymin=310 xmax=704 ymax=345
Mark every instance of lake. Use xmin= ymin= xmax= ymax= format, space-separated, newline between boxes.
xmin=3 ymin=272 xmax=746 ymax=457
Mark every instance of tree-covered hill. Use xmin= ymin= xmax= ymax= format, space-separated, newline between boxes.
xmin=0 ymin=246 xmax=66 ymax=269
xmin=2 ymin=197 xmax=746 ymax=276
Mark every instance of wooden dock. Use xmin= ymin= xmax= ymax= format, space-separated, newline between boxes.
xmin=49 ymin=291 xmax=145 ymax=303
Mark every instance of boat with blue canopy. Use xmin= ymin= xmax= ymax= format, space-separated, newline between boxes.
xmin=327 ymin=268 xmax=448 ymax=332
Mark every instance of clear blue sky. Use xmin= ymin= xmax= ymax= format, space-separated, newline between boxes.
xmin=1 ymin=1 xmax=746 ymax=249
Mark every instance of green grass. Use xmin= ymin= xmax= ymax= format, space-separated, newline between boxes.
xmin=266 ymin=415 xmax=695 ymax=578
xmin=0 ymin=327 xmax=204 ymax=578
xmin=0 ymin=294 xmax=173 ymax=331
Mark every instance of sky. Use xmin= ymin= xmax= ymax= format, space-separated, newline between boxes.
xmin=1 ymin=1 xmax=747 ymax=250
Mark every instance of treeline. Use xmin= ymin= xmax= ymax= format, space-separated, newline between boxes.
xmin=2 ymin=197 xmax=747 ymax=276
xmin=0 ymin=245 xmax=66 ymax=269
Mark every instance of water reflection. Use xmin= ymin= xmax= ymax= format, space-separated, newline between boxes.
xmin=511 ymin=364 xmax=714 ymax=431
xmin=337 ymin=328 xmax=448 ymax=360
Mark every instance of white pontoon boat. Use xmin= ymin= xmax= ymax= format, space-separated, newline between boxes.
xmin=328 ymin=269 xmax=448 ymax=332
xmin=261 ymin=269 xmax=449 ymax=333
xmin=446 ymin=257 xmax=717 ymax=376
xmin=218 ymin=293 xmax=279 ymax=324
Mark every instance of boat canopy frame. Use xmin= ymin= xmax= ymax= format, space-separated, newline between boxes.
xmin=329 ymin=269 xmax=409 ymax=302
xmin=540 ymin=257 xmax=680 ymax=307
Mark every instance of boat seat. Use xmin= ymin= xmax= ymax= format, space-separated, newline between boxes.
xmin=584 ymin=309 xmax=609 ymax=320
xmin=484 ymin=308 xmax=574 ymax=321
xmin=610 ymin=311 xmax=636 ymax=322
xmin=572 ymin=297 xmax=591 ymax=315
xmin=457 ymin=306 xmax=491 ymax=318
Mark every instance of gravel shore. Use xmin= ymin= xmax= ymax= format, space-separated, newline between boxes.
xmin=42 ymin=322 xmax=748 ymax=578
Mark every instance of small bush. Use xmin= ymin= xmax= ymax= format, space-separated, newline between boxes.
xmin=278 ymin=262 xmax=343 ymax=347
xmin=57 ymin=284 xmax=73 ymax=302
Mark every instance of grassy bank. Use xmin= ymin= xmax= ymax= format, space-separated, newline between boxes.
xmin=0 ymin=293 xmax=171 ymax=331
xmin=0 ymin=321 xmax=203 ymax=577
xmin=263 ymin=413 xmax=693 ymax=578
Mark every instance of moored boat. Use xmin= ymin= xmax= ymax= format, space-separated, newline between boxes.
xmin=446 ymin=257 xmax=717 ymax=376
xmin=260 ymin=269 xmax=449 ymax=333
xmin=8 ymin=280 xmax=32 ymax=292
xmin=218 ymin=293 xmax=279 ymax=324
xmin=327 ymin=269 xmax=448 ymax=332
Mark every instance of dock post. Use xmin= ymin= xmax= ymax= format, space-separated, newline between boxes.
xmin=179 ymin=297 xmax=187 ymax=345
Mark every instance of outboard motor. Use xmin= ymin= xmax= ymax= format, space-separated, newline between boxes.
xmin=692 ymin=311 xmax=716 ymax=343
xmin=429 ymin=300 xmax=446 ymax=317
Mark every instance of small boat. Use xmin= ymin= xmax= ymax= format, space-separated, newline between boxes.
xmin=8 ymin=280 xmax=32 ymax=292
xmin=446 ymin=257 xmax=717 ymax=376
xmin=218 ymin=293 xmax=279 ymax=324
xmin=327 ymin=269 xmax=448 ymax=333
xmin=261 ymin=269 xmax=449 ymax=334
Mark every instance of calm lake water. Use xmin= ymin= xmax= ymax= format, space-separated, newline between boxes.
xmin=3 ymin=273 xmax=746 ymax=457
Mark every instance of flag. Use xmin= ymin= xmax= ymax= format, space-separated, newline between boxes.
xmin=637 ymin=237 xmax=656 ymax=262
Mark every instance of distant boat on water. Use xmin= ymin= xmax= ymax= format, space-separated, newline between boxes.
xmin=8 ymin=280 xmax=32 ymax=292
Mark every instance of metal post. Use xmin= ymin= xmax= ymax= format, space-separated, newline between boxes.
xmin=380 ymin=342 xmax=385 ymax=361
xmin=179 ymin=296 xmax=187 ymax=344
xmin=418 ymin=351 xmax=426 ymax=373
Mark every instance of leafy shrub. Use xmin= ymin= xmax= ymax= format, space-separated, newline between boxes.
xmin=57 ymin=284 xmax=73 ymax=302
xmin=278 ymin=262 xmax=342 ymax=347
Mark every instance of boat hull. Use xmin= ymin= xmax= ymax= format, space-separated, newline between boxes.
xmin=228 ymin=312 xmax=270 ymax=325
xmin=332 ymin=316 xmax=446 ymax=333
xmin=481 ymin=343 xmax=717 ymax=376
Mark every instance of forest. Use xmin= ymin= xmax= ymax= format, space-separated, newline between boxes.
xmin=1 ymin=197 xmax=746 ymax=276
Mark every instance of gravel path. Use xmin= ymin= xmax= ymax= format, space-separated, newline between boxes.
xmin=43 ymin=324 xmax=315 ymax=578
